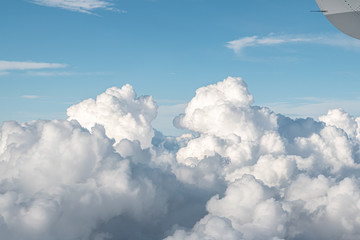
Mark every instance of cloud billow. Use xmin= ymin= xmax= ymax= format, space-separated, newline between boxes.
xmin=67 ymin=84 xmax=158 ymax=149
xmin=1 ymin=77 xmax=360 ymax=239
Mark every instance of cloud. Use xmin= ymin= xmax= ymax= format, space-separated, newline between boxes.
xmin=226 ymin=33 xmax=360 ymax=54
xmin=170 ymin=77 xmax=360 ymax=239
xmin=29 ymin=0 xmax=126 ymax=14
xmin=2 ymin=77 xmax=360 ymax=239
xmin=0 ymin=60 xmax=67 ymax=71
xmin=0 ymin=120 xmax=175 ymax=240
xmin=21 ymin=95 xmax=40 ymax=99
xmin=25 ymin=71 xmax=112 ymax=77
xmin=67 ymin=84 xmax=158 ymax=148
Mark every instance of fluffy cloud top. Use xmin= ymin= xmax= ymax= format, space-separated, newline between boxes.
xmin=174 ymin=77 xmax=277 ymax=140
xmin=67 ymin=84 xmax=157 ymax=148
xmin=1 ymin=76 xmax=360 ymax=239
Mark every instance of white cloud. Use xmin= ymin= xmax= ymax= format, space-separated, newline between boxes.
xmin=29 ymin=0 xmax=126 ymax=14
xmin=168 ymin=77 xmax=360 ymax=239
xmin=0 ymin=120 xmax=171 ymax=240
xmin=67 ymin=84 xmax=158 ymax=148
xmin=25 ymin=71 xmax=111 ymax=77
xmin=226 ymin=34 xmax=360 ymax=54
xmin=26 ymin=71 xmax=78 ymax=76
xmin=0 ymin=60 xmax=67 ymax=71
xmin=21 ymin=95 xmax=40 ymax=99
xmin=2 ymin=77 xmax=360 ymax=239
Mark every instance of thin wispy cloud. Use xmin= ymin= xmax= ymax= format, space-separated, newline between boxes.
xmin=21 ymin=95 xmax=40 ymax=99
xmin=226 ymin=34 xmax=360 ymax=54
xmin=25 ymin=71 xmax=112 ymax=76
xmin=29 ymin=0 xmax=126 ymax=14
xmin=0 ymin=60 xmax=67 ymax=71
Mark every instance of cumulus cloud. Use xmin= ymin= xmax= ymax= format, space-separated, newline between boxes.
xmin=1 ymin=76 xmax=360 ymax=239
xmin=169 ymin=77 xmax=360 ymax=239
xmin=0 ymin=60 xmax=67 ymax=71
xmin=0 ymin=120 xmax=172 ymax=240
xmin=67 ymin=84 xmax=157 ymax=148
xmin=226 ymin=34 xmax=360 ymax=54
xmin=29 ymin=0 xmax=125 ymax=14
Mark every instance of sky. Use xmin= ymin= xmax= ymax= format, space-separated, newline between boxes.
xmin=1 ymin=0 xmax=360 ymax=135
xmin=3 ymin=2 xmax=360 ymax=239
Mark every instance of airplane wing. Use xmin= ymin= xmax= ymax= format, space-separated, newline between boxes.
xmin=315 ymin=0 xmax=360 ymax=40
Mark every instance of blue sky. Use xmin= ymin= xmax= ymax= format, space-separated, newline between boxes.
xmin=1 ymin=0 xmax=360 ymax=135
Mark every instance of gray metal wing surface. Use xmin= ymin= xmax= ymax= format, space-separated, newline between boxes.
xmin=315 ymin=0 xmax=360 ymax=39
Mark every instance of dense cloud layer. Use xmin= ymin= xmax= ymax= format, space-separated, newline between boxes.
xmin=1 ymin=77 xmax=360 ymax=239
